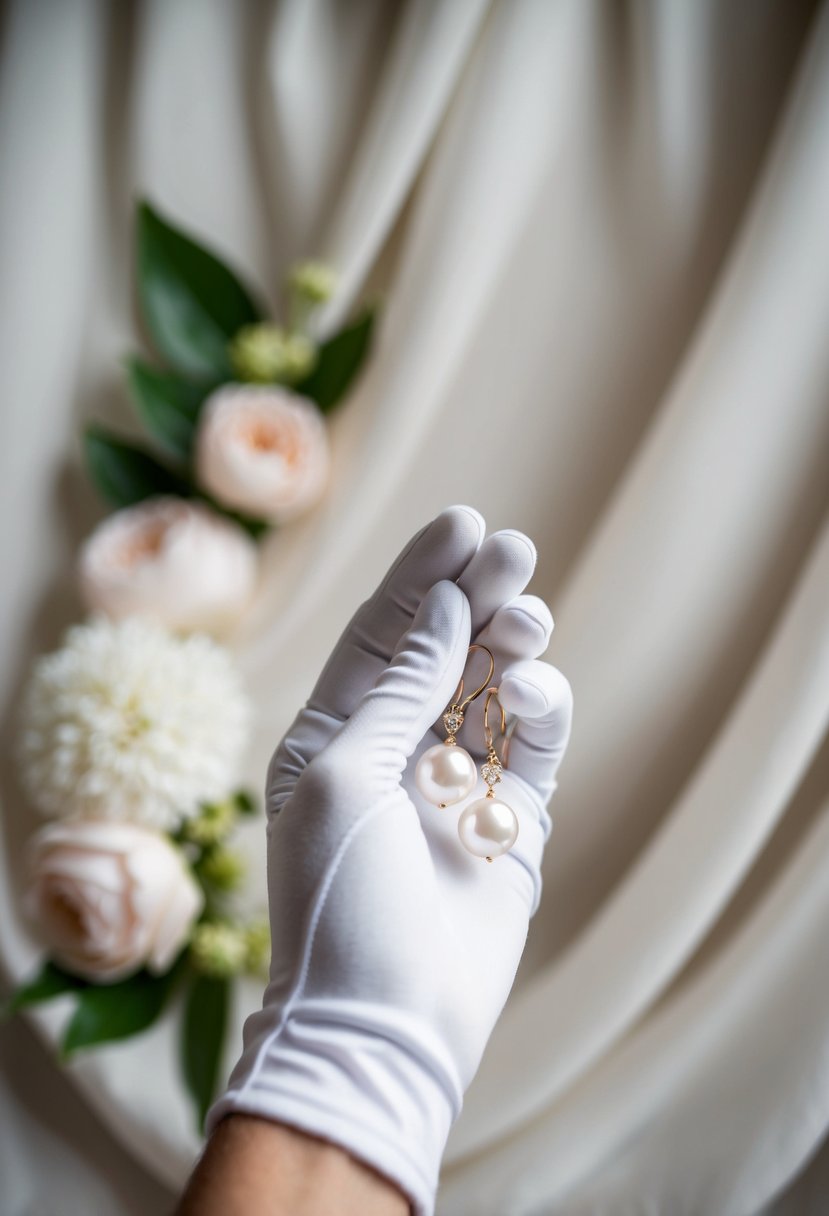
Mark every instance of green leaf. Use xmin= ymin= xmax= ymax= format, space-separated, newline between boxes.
xmin=62 ymin=963 xmax=183 ymax=1057
xmin=233 ymin=789 xmax=257 ymax=816
xmin=181 ymin=972 xmax=229 ymax=1130
xmin=295 ymin=308 xmax=375 ymax=413
xmin=124 ymin=356 xmax=208 ymax=462
xmin=137 ymin=200 xmax=262 ymax=380
xmin=3 ymin=961 xmax=87 ymax=1017
xmin=84 ymin=424 xmax=191 ymax=509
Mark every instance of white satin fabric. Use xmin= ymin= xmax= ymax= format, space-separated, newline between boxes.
xmin=1 ymin=1 xmax=828 ymax=1213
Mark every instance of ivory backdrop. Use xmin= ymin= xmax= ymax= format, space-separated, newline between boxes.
xmin=1 ymin=1 xmax=828 ymax=1213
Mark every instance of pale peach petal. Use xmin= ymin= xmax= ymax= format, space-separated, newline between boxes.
xmin=195 ymin=385 xmax=330 ymax=522
xmin=77 ymin=497 xmax=258 ymax=635
xmin=26 ymin=821 xmax=203 ymax=983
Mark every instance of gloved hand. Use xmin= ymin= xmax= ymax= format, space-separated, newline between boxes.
xmin=206 ymin=506 xmax=573 ymax=1215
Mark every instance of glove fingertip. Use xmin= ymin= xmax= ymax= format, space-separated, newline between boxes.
xmin=499 ymin=660 xmax=573 ymax=722
xmin=417 ymin=578 xmax=470 ymax=634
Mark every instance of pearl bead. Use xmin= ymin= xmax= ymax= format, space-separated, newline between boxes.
xmin=415 ymin=743 xmax=477 ymax=807
xmin=458 ymin=796 xmax=519 ymax=860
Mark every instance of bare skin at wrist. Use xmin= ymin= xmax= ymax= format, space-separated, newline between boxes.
xmin=176 ymin=1114 xmax=411 ymax=1216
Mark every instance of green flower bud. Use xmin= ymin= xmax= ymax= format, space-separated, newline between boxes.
xmin=200 ymin=846 xmax=246 ymax=892
xmin=243 ymin=919 xmax=271 ymax=977
xmin=288 ymin=260 xmax=337 ymax=304
xmin=228 ymin=323 xmax=315 ymax=384
xmin=182 ymin=799 xmax=237 ymax=847
xmin=190 ymin=921 xmax=248 ymax=978
xmin=282 ymin=332 xmax=316 ymax=381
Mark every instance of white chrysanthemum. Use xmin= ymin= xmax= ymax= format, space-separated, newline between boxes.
xmin=17 ymin=616 xmax=251 ymax=831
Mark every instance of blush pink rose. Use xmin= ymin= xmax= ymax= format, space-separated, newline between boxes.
xmin=194 ymin=385 xmax=330 ymax=522
xmin=77 ymin=497 xmax=258 ymax=634
xmin=27 ymin=821 xmax=203 ymax=982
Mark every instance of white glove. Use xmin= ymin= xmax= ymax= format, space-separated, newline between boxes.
xmin=207 ymin=507 xmax=573 ymax=1215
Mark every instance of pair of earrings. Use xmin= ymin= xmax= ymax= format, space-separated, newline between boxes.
xmin=415 ymin=645 xmax=519 ymax=863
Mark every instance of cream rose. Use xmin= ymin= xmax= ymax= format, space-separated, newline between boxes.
xmin=77 ymin=496 xmax=258 ymax=634
xmin=27 ymin=821 xmax=203 ymax=982
xmin=194 ymin=384 xmax=330 ymax=522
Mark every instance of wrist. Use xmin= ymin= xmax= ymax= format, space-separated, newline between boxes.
xmin=179 ymin=1115 xmax=410 ymax=1215
xmin=207 ymin=996 xmax=463 ymax=1216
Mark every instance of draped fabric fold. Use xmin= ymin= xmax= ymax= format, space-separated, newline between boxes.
xmin=448 ymin=0 xmax=829 ymax=1158
xmin=1 ymin=1 xmax=827 ymax=1212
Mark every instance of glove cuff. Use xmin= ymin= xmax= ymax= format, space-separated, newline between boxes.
xmin=206 ymin=997 xmax=463 ymax=1216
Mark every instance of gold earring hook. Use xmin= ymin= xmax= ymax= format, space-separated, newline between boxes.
xmin=450 ymin=644 xmax=495 ymax=711
xmin=483 ymin=686 xmax=507 ymax=752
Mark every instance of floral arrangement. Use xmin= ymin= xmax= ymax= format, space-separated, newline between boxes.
xmin=4 ymin=200 xmax=374 ymax=1127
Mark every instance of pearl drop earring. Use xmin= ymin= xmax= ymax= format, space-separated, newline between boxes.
xmin=457 ymin=686 xmax=519 ymax=863
xmin=415 ymin=644 xmax=494 ymax=809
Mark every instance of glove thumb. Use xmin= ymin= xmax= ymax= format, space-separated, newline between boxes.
xmin=325 ymin=580 xmax=471 ymax=785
